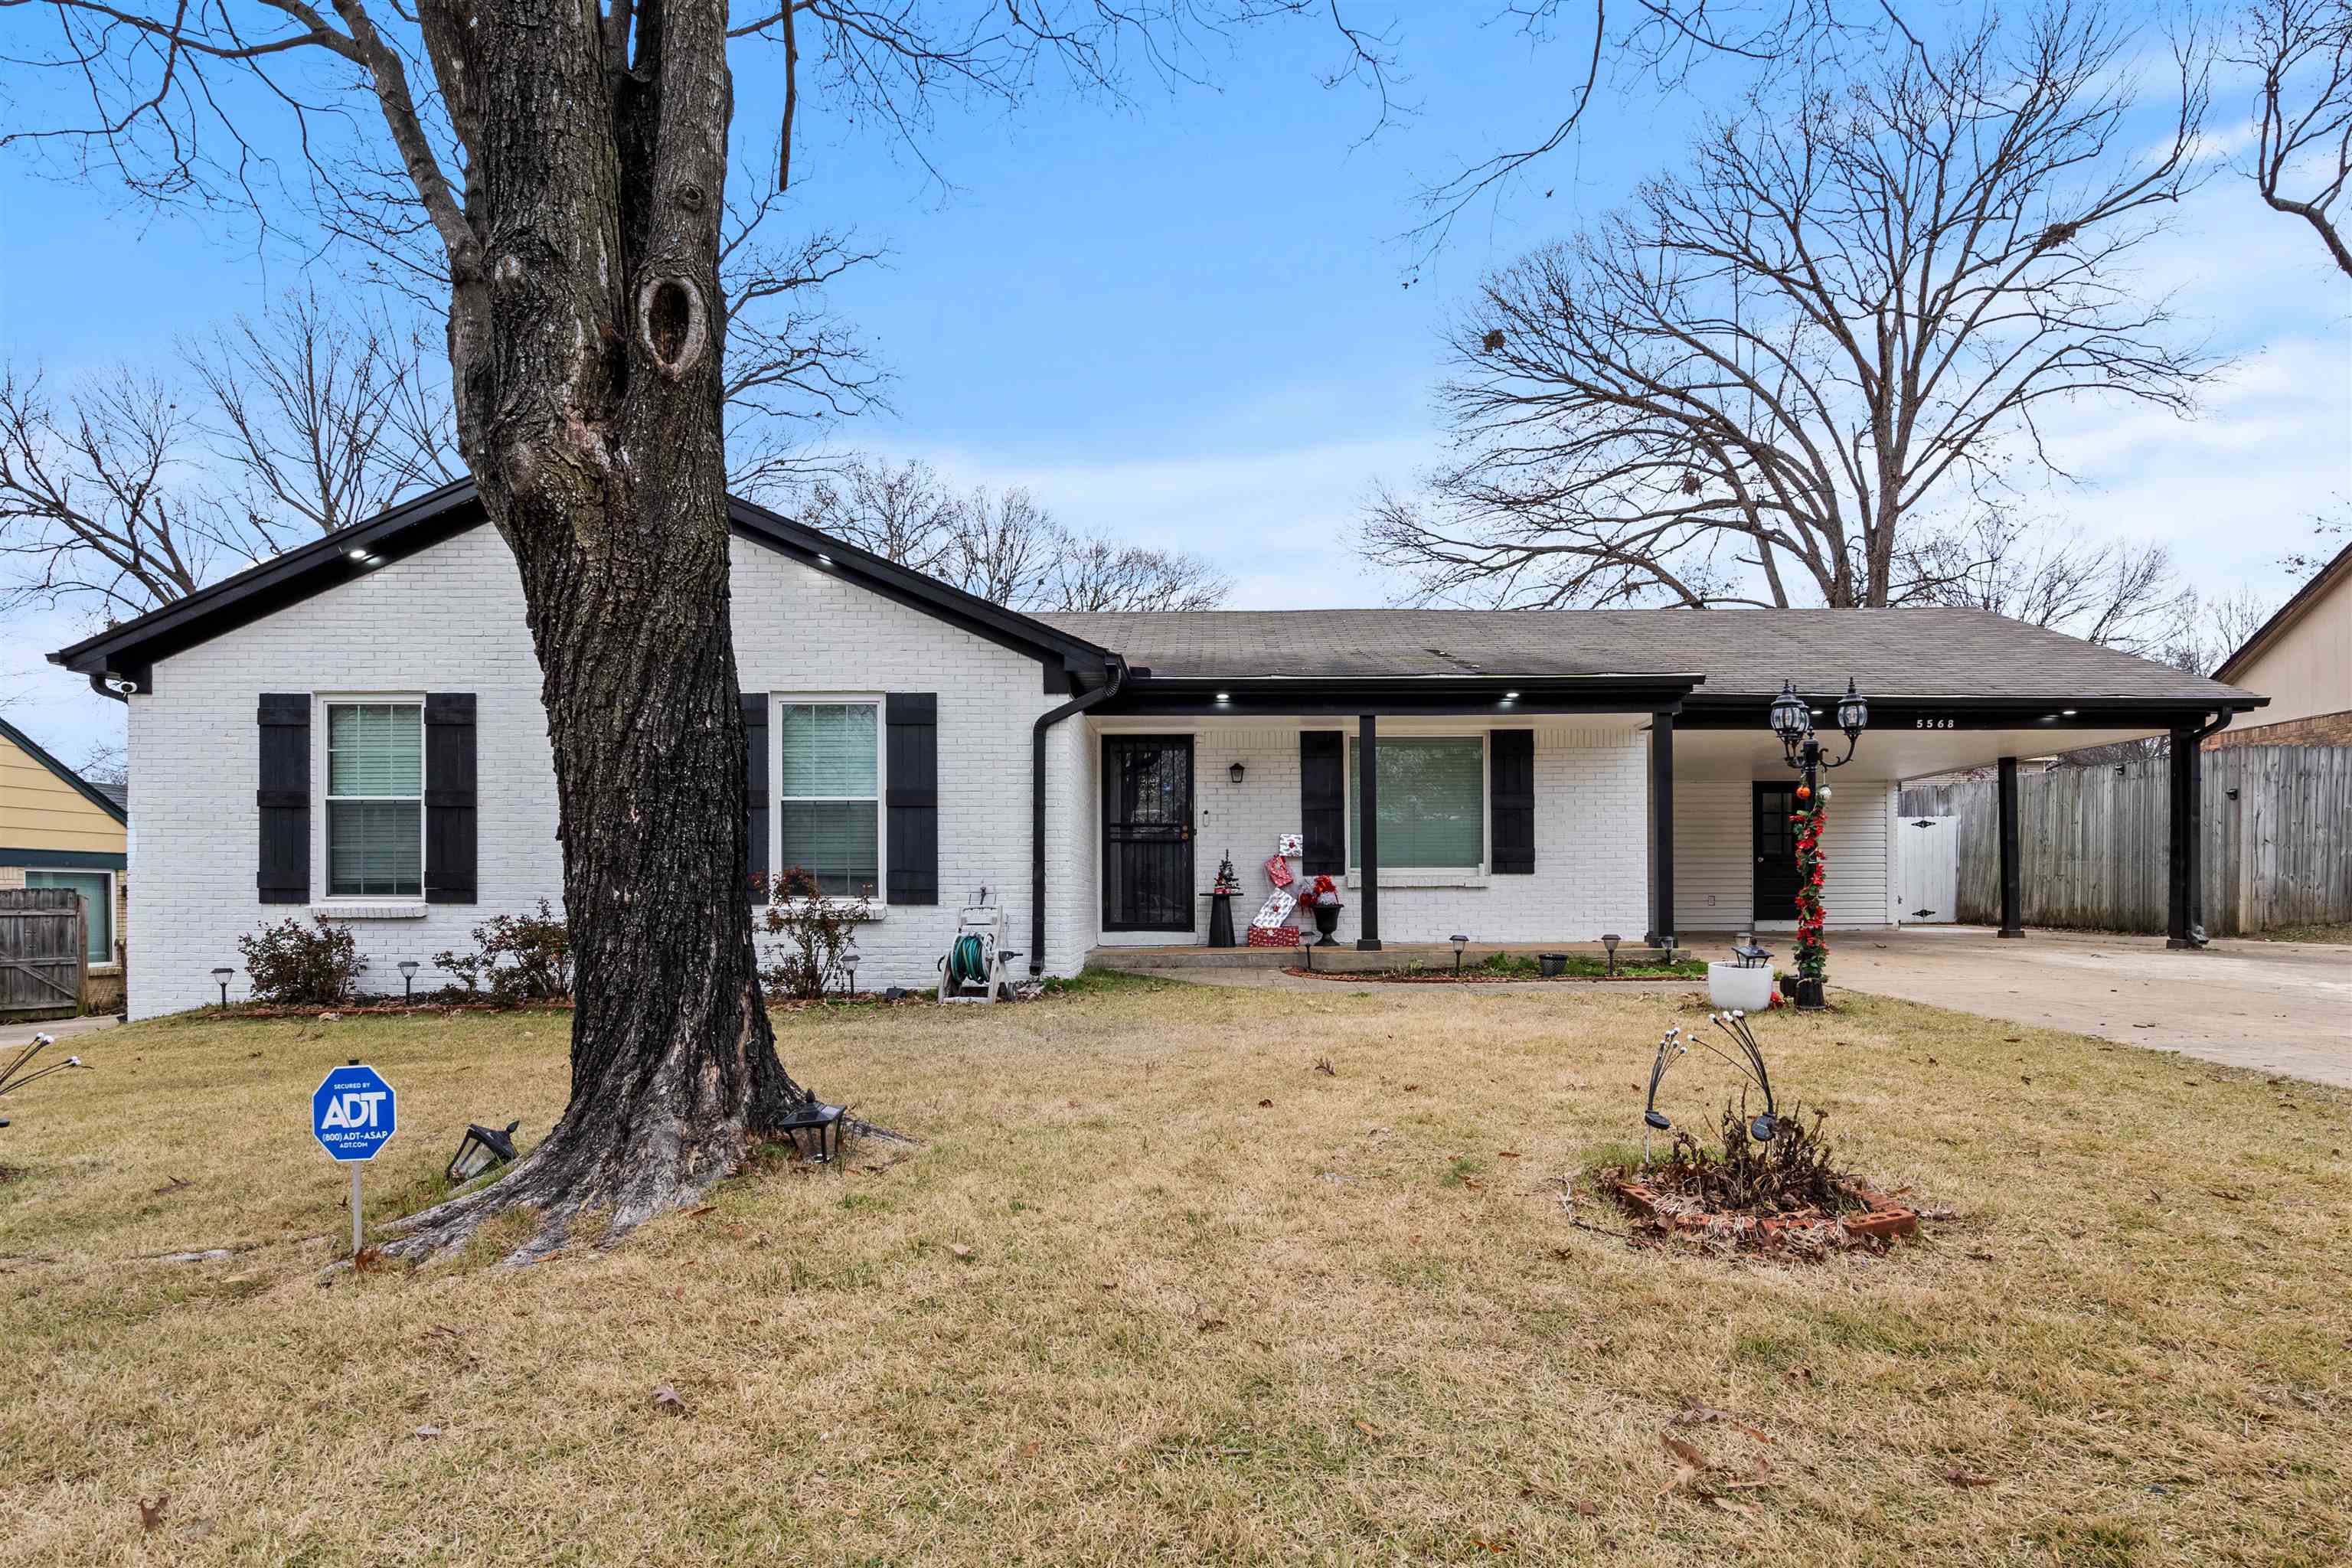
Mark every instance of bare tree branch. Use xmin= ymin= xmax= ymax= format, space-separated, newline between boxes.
xmin=2234 ymin=0 xmax=2352 ymax=274
xmin=1369 ymin=3 xmax=2217 ymax=612
xmin=787 ymin=453 xmax=1230 ymax=609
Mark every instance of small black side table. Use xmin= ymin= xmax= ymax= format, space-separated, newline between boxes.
xmin=1203 ymin=892 xmax=1236 ymax=948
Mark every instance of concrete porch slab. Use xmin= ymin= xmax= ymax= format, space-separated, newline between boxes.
xmin=1086 ymin=939 xmax=1672 ymax=974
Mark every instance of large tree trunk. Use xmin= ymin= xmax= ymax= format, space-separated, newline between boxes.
xmin=387 ymin=0 xmax=805 ymax=1263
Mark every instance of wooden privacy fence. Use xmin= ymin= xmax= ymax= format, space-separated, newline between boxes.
xmin=1 ymin=887 xmax=89 ymax=1021
xmin=1897 ymin=746 xmax=2352 ymax=936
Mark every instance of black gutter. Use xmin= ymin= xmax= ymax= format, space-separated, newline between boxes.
xmin=1030 ymin=659 xmax=1129 ymax=977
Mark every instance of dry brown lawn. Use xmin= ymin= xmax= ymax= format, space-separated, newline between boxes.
xmin=3 ymin=974 xmax=2347 ymax=1566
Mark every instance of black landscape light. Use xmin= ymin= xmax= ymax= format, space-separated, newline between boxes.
xmin=774 ymin=1097 xmax=848 ymax=1168
xmin=398 ymin=959 xmax=419 ymax=1000
xmin=446 ymin=1119 xmax=521 ymax=1183
xmin=840 ymin=938 xmax=861 ymax=1000
xmin=211 ymin=966 xmax=234 ymax=1005
xmin=1601 ymin=933 xmax=1622 ymax=976
xmin=1449 ymin=933 xmax=1468 ymax=977
xmin=1643 ymin=1028 xmax=1685 ymax=1163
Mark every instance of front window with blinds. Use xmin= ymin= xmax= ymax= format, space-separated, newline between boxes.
xmin=778 ymin=701 xmax=880 ymax=897
xmin=325 ymin=702 xmax=423 ymax=897
xmin=1349 ymin=735 xmax=1486 ymax=871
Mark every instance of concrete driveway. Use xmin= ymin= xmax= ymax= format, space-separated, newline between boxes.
xmin=1824 ymin=926 xmax=2351 ymax=1087
xmin=0 ymin=1012 xmax=119 ymax=1051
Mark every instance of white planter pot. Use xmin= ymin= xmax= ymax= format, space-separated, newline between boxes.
xmin=1707 ymin=962 xmax=1776 ymax=1013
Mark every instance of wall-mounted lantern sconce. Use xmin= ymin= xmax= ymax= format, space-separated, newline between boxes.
xmin=1229 ymin=761 xmax=1246 ymax=785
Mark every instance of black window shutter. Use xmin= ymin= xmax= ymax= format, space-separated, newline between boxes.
xmin=1299 ymin=730 xmax=1344 ymax=876
xmin=742 ymin=694 xmax=769 ymax=897
xmin=424 ymin=694 xmax=479 ymax=903
xmin=1491 ymin=728 xmax=1536 ymax=874
xmin=256 ymin=694 xmax=311 ymax=903
xmin=885 ymin=693 xmax=939 ymax=906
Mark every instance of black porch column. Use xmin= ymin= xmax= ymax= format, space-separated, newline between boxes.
xmin=1355 ymin=714 xmax=1381 ymax=950
xmin=1996 ymin=755 xmax=2024 ymax=938
xmin=2167 ymin=724 xmax=2205 ymax=949
xmin=1646 ymin=712 xmax=1675 ymax=948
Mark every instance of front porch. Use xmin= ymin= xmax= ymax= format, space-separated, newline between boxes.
xmin=1074 ymin=680 xmax=2238 ymax=959
xmin=1085 ymin=936 xmax=1675 ymax=973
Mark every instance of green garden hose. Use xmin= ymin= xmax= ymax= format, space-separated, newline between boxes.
xmin=947 ymin=933 xmax=988 ymax=990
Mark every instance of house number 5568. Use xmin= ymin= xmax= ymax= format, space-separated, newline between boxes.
xmin=1913 ymin=718 xmax=1955 ymax=729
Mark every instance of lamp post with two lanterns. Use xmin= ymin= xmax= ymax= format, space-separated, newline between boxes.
xmin=1767 ymin=678 xmax=1869 ymax=1011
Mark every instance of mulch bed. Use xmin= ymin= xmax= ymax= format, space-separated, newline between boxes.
xmin=1286 ymin=968 xmax=1701 ymax=984
xmin=1600 ymin=1171 xmax=1922 ymax=1256
xmin=198 ymin=992 xmax=938 ymax=1021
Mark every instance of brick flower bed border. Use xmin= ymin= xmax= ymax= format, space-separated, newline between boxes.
xmin=1608 ymin=1176 xmax=1919 ymax=1248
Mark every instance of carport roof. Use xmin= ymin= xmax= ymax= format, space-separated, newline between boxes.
xmin=1041 ymin=606 xmax=2262 ymax=707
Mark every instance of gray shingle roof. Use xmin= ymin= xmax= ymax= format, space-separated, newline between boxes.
xmin=1036 ymin=606 xmax=2259 ymax=704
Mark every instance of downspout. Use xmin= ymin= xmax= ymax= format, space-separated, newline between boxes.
xmin=1031 ymin=659 xmax=1126 ymax=977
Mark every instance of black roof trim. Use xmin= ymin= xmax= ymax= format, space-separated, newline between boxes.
xmin=47 ymin=479 xmax=1118 ymax=687
xmin=0 ymin=714 xmax=129 ymax=826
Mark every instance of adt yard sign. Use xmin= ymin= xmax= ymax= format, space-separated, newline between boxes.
xmin=314 ymin=1061 xmax=395 ymax=1257
xmin=313 ymin=1063 xmax=397 ymax=1161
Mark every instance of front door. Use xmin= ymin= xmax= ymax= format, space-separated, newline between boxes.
xmin=1753 ymin=782 xmax=1802 ymax=921
xmin=1102 ymin=735 xmax=1194 ymax=932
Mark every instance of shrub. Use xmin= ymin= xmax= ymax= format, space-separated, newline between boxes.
xmin=237 ymin=917 xmax=368 ymax=1006
xmin=758 ymin=867 xmax=870 ymax=1000
xmin=433 ymin=900 xmax=573 ymax=1004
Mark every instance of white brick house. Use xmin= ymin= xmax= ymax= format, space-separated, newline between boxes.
xmin=50 ymin=482 xmax=2264 ymax=1018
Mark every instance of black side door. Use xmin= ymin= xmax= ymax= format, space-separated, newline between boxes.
xmin=1753 ymin=781 xmax=1802 ymax=921
xmin=1102 ymin=735 xmax=1195 ymax=932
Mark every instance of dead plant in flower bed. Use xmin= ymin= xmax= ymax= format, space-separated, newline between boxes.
xmin=1596 ymin=1099 xmax=1919 ymax=1256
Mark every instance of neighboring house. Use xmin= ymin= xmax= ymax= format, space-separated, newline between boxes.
xmin=48 ymin=481 xmax=2263 ymax=1019
xmin=2209 ymin=541 xmax=2352 ymax=749
xmin=0 ymin=714 xmax=129 ymax=975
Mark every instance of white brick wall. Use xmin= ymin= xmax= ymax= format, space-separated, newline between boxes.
xmin=126 ymin=524 xmax=1094 ymax=1018
xmin=1089 ymin=719 xmax=1653 ymax=949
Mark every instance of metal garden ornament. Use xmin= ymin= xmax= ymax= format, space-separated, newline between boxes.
xmin=0 ymin=1033 xmax=90 ymax=1129
xmin=1637 ymin=1011 xmax=1783 ymax=1158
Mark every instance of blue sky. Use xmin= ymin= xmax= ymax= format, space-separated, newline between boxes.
xmin=3 ymin=4 xmax=2347 ymax=766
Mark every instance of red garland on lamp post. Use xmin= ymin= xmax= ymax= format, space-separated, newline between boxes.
xmin=1769 ymin=679 xmax=1869 ymax=1011
xmin=1792 ymin=793 xmax=1829 ymax=993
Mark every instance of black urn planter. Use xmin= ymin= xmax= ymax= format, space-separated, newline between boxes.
xmin=1793 ymin=975 xmax=1826 ymax=1011
xmin=1312 ymin=903 xmax=1344 ymax=945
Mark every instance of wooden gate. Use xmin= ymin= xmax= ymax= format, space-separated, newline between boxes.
xmin=0 ymin=888 xmax=88 ymax=1021
xmin=1896 ymin=816 xmax=1958 ymax=923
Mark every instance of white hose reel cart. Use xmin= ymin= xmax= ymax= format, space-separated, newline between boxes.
xmin=938 ymin=887 xmax=1017 ymax=1003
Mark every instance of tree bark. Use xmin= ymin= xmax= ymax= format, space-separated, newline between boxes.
xmin=387 ymin=0 xmax=805 ymax=1263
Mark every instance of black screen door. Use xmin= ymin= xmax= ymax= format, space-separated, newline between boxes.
xmin=1102 ymin=735 xmax=1194 ymax=931
xmin=1753 ymin=782 xmax=1802 ymax=921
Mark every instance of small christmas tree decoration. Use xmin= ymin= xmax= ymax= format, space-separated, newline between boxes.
xmin=1212 ymin=852 xmax=1241 ymax=896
